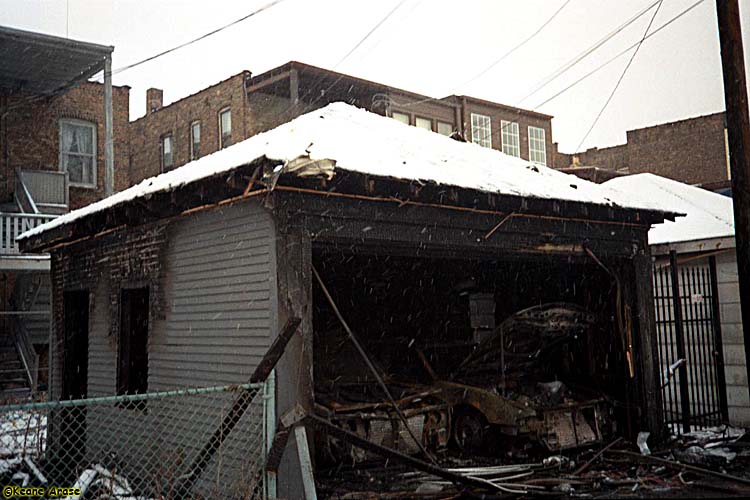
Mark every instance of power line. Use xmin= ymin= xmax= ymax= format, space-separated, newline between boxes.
xmin=111 ymin=0 xmax=288 ymax=76
xmin=455 ymin=0 xmax=572 ymax=93
xmin=288 ymin=0 xmax=411 ymax=113
xmin=390 ymin=0 xmax=572 ymax=109
xmin=532 ymin=0 xmax=706 ymax=110
xmin=517 ymin=0 xmax=661 ymax=105
xmin=574 ymin=0 xmax=665 ymax=151
xmin=331 ymin=0 xmax=410 ymax=71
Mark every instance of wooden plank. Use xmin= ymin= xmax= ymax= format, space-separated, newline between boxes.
xmin=635 ymin=252 xmax=666 ymax=436
xmin=716 ymin=0 xmax=750 ymax=408
xmin=294 ymin=425 xmax=318 ymax=500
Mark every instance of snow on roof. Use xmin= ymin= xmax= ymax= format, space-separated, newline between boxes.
xmin=603 ymin=173 xmax=734 ymax=245
xmin=19 ymin=103 xmax=670 ymax=242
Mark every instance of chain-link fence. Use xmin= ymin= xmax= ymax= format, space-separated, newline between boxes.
xmin=0 ymin=382 xmax=273 ymax=499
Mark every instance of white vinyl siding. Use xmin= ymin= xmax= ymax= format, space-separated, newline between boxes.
xmin=528 ymin=126 xmax=547 ymax=166
xmin=471 ymin=113 xmax=492 ymax=148
xmin=60 ymin=119 xmax=96 ymax=187
xmin=501 ymin=121 xmax=520 ymax=157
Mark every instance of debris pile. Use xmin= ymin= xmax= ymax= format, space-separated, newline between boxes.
xmin=315 ymin=427 xmax=750 ymax=498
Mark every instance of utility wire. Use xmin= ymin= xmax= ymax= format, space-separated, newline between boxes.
xmin=533 ymin=0 xmax=706 ymax=110
xmin=285 ymin=0 xmax=410 ymax=115
xmin=111 ymin=0 xmax=287 ymax=76
xmin=392 ymin=0 xmax=572 ymax=108
xmin=331 ymin=0 xmax=410 ymax=71
xmin=574 ymin=0 xmax=665 ymax=151
xmin=453 ymin=0 xmax=572 ymax=95
xmin=518 ymin=0 xmax=661 ymax=105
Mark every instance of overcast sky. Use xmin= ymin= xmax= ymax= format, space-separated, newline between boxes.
xmin=1 ymin=0 xmax=748 ymax=153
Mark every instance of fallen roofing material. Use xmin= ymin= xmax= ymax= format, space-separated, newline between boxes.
xmin=604 ymin=173 xmax=735 ymax=245
xmin=19 ymin=102 xmax=673 ymax=243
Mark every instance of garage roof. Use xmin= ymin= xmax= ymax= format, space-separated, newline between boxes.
xmin=0 ymin=25 xmax=112 ymax=95
xmin=604 ymin=173 xmax=734 ymax=246
xmin=19 ymin=103 xmax=677 ymax=243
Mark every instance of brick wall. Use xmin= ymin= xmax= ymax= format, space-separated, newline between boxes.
xmin=627 ymin=112 xmax=727 ymax=185
xmin=49 ymin=221 xmax=167 ymax=399
xmin=555 ymin=143 xmax=629 ymax=171
xmin=555 ymin=112 xmax=729 ymax=186
xmin=128 ymin=72 xmax=250 ymax=185
xmin=1 ymin=82 xmax=130 ymax=210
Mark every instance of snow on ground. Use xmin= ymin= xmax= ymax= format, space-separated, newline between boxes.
xmin=0 ymin=410 xmax=46 ymax=457
xmin=604 ymin=173 xmax=734 ymax=245
xmin=19 ymin=102 xmax=675 ymax=243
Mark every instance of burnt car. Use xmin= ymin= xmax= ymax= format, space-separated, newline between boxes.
xmin=315 ymin=303 xmax=616 ymax=463
xmin=442 ymin=303 xmax=615 ymax=453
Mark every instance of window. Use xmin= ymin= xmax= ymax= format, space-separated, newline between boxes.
xmin=190 ymin=121 xmax=201 ymax=160
xmin=528 ymin=126 xmax=547 ymax=165
xmin=415 ymin=116 xmax=433 ymax=131
xmin=437 ymin=121 xmax=453 ymax=136
xmin=161 ymin=134 xmax=173 ymax=171
xmin=470 ymin=113 xmax=492 ymax=148
xmin=501 ymin=121 xmax=520 ymax=157
xmin=60 ymin=119 xmax=96 ymax=187
xmin=392 ymin=111 xmax=410 ymax=125
xmin=219 ymin=108 xmax=232 ymax=149
xmin=118 ymin=287 xmax=149 ymax=396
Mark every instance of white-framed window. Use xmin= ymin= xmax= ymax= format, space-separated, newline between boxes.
xmin=437 ymin=121 xmax=453 ymax=136
xmin=470 ymin=113 xmax=492 ymax=148
xmin=528 ymin=126 xmax=547 ymax=165
xmin=501 ymin=120 xmax=520 ymax=157
xmin=392 ymin=111 xmax=410 ymax=125
xmin=415 ymin=116 xmax=433 ymax=131
xmin=59 ymin=118 xmax=96 ymax=187
xmin=190 ymin=121 xmax=201 ymax=161
xmin=219 ymin=108 xmax=232 ymax=149
xmin=161 ymin=133 xmax=173 ymax=172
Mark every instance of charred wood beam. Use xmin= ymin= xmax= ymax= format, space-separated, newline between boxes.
xmin=19 ymin=162 xmax=268 ymax=253
xmin=251 ymin=317 xmax=302 ymax=383
xmin=280 ymin=171 xmax=673 ymax=226
xmin=607 ymin=450 xmax=750 ymax=487
xmin=266 ymin=404 xmax=308 ymax=473
xmin=312 ymin=266 xmax=437 ymax=464
xmin=304 ymin=413 xmax=507 ymax=493
xmin=274 ymin=190 xmax=648 ymax=252
xmin=279 ymin=210 xmax=643 ymax=260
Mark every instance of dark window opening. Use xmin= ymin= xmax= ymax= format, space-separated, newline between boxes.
xmin=60 ymin=290 xmax=89 ymax=476
xmin=190 ymin=121 xmax=201 ymax=160
xmin=219 ymin=108 xmax=232 ymax=149
xmin=118 ymin=287 xmax=149 ymax=397
xmin=160 ymin=133 xmax=173 ymax=171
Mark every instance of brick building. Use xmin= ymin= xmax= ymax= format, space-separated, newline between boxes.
xmin=2 ymin=82 xmax=131 ymax=210
xmin=555 ymin=112 xmax=730 ymax=191
xmin=129 ymin=61 xmax=554 ymax=184
xmin=0 ymin=26 xmax=127 ymax=398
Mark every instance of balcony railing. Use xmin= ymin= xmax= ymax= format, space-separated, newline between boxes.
xmin=0 ymin=213 xmax=56 ymax=255
xmin=16 ymin=169 xmax=69 ymax=211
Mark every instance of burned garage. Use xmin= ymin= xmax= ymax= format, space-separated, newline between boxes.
xmin=17 ymin=103 xmax=679 ymax=498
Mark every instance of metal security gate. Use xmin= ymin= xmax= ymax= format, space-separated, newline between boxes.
xmin=653 ymin=251 xmax=729 ymax=433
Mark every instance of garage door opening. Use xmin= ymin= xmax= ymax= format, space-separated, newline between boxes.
xmin=311 ymin=248 xmax=632 ymax=494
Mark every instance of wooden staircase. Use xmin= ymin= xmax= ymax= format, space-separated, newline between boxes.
xmin=0 ymin=275 xmax=50 ymax=401
xmin=0 ymin=328 xmax=32 ymax=401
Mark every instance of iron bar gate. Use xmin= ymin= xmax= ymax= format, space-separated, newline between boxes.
xmin=653 ymin=252 xmax=729 ymax=433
